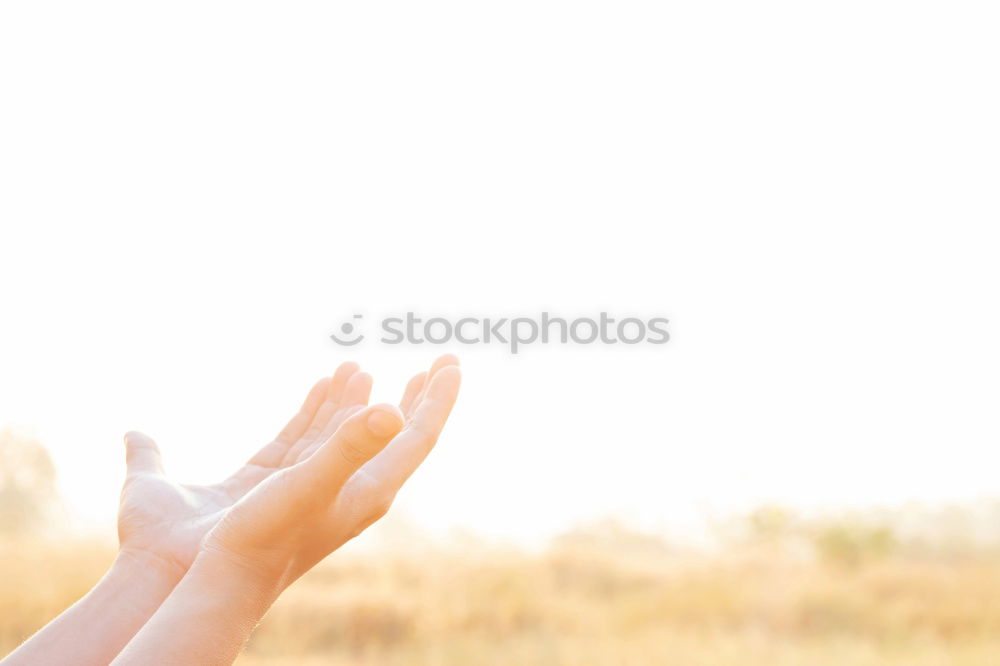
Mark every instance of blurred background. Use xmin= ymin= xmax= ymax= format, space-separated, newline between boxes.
xmin=2 ymin=1 xmax=999 ymax=663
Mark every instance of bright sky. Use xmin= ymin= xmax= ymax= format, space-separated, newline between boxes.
xmin=1 ymin=1 xmax=999 ymax=542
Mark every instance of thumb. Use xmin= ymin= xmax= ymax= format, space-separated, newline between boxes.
xmin=124 ymin=431 xmax=164 ymax=477
xmin=293 ymin=404 xmax=403 ymax=501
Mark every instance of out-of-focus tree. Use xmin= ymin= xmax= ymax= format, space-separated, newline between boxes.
xmin=811 ymin=519 xmax=896 ymax=569
xmin=0 ymin=428 xmax=58 ymax=536
xmin=746 ymin=505 xmax=797 ymax=544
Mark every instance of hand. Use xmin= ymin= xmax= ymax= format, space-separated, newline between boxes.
xmin=197 ymin=355 xmax=461 ymax=587
xmin=117 ymin=359 xmax=394 ymax=572
xmin=5 ymin=356 xmax=461 ymax=666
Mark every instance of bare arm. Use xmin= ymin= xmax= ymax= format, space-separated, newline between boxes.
xmin=2 ymin=355 xmax=458 ymax=666
xmin=112 ymin=362 xmax=461 ymax=665
xmin=0 ymin=550 xmax=182 ymax=665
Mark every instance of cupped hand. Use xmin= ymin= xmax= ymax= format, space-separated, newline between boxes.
xmin=117 ymin=357 xmax=456 ymax=574
xmin=198 ymin=355 xmax=461 ymax=587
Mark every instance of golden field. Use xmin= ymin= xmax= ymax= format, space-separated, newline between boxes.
xmin=3 ymin=510 xmax=1000 ymax=666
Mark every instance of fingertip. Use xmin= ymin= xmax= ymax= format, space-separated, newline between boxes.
xmin=124 ymin=430 xmax=150 ymax=446
xmin=344 ymin=370 xmax=373 ymax=403
xmin=428 ymin=365 xmax=462 ymax=398
xmin=123 ymin=430 xmax=163 ymax=475
xmin=330 ymin=362 xmax=361 ymax=388
xmin=400 ymin=371 xmax=428 ymax=414
xmin=426 ymin=354 xmax=460 ymax=382
xmin=433 ymin=364 xmax=462 ymax=385
xmin=328 ymin=361 xmax=362 ymax=401
xmin=306 ymin=376 xmax=332 ymax=401
xmin=436 ymin=353 xmax=460 ymax=368
xmin=349 ymin=370 xmax=373 ymax=387
xmin=430 ymin=353 xmax=459 ymax=372
xmin=366 ymin=403 xmax=405 ymax=438
xmin=336 ymin=361 xmax=361 ymax=375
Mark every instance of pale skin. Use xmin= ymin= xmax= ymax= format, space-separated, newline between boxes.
xmin=1 ymin=354 xmax=461 ymax=666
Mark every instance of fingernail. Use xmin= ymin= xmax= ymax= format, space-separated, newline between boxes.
xmin=367 ymin=408 xmax=403 ymax=437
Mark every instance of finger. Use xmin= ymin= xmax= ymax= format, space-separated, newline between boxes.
xmin=364 ymin=365 xmax=461 ymax=493
xmin=293 ymin=404 xmax=366 ymax=464
xmin=311 ymin=362 xmax=362 ymax=432
xmin=326 ymin=361 xmax=361 ymax=405
xmin=291 ymin=404 xmax=405 ymax=503
xmin=124 ymin=431 xmax=164 ymax=477
xmin=399 ymin=371 xmax=426 ymax=415
xmin=316 ymin=370 xmax=373 ymax=441
xmin=309 ymin=362 xmax=362 ymax=435
xmin=280 ymin=362 xmax=360 ymax=467
xmin=247 ymin=377 xmax=330 ymax=468
xmin=340 ymin=371 xmax=373 ymax=410
xmin=428 ymin=353 xmax=460 ymax=375
xmin=293 ymin=372 xmax=373 ymax=465
xmin=407 ymin=354 xmax=460 ymax=418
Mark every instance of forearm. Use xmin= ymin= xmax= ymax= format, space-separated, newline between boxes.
xmin=2 ymin=549 xmax=183 ymax=666
xmin=111 ymin=551 xmax=283 ymax=666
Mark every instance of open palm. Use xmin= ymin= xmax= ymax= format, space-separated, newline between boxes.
xmin=199 ymin=356 xmax=461 ymax=583
xmin=118 ymin=356 xmax=458 ymax=572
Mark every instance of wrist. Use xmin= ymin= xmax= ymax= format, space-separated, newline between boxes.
xmin=188 ymin=546 xmax=287 ymax=608
xmin=105 ymin=548 xmax=186 ymax=622
xmin=115 ymin=547 xmax=186 ymax=587
xmin=110 ymin=548 xmax=285 ymax=665
xmin=110 ymin=550 xmax=285 ymax=666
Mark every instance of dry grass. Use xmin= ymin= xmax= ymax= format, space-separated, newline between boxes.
xmin=3 ymin=515 xmax=1000 ymax=666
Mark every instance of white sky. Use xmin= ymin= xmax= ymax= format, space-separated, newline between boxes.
xmin=1 ymin=1 xmax=999 ymax=542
